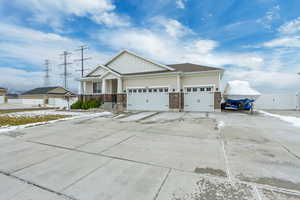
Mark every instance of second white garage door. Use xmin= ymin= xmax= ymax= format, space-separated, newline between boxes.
xmin=184 ymin=86 xmax=214 ymax=112
xmin=127 ymin=87 xmax=169 ymax=111
xmin=0 ymin=96 xmax=4 ymax=104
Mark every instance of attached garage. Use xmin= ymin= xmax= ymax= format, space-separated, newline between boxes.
xmin=0 ymin=95 xmax=4 ymax=104
xmin=80 ymin=50 xmax=224 ymax=112
xmin=127 ymin=87 xmax=169 ymax=111
xmin=184 ymin=86 xmax=214 ymax=112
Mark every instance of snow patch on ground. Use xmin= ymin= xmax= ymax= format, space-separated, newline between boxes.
xmin=0 ymin=110 xmax=85 ymax=117
xmin=217 ymin=121 xmax=225 ymax=129
xmin=260 ymin=110 xmax=300 ymax=128
xmin=0 ymin=111 xmax=112 ymax=133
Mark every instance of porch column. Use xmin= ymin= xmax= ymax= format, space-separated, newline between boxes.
xmin=82 ymin=81 xmax=86 ymax=94
xmin=102 ymin=79 xmax=106 ymax=94
xmin=117 ymin=78 xmax=123 ymax=93
xmin=176 ymin=74 xmax=181 ymax=92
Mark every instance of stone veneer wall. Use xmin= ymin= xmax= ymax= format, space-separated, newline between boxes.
xmin=214 ymin=92 xmax=222 ymax=109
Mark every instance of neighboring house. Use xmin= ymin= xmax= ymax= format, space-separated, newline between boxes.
xmin=21 ymin=86 xmax=77 ymax=107
xmin=79 ymin=50 xmax=224 ymax=112
xmin=0 ymin=87 xmax=7 ymax=104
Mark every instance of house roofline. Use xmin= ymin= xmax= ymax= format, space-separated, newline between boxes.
xmin=104 ymin=49 xmax=175 ymax=71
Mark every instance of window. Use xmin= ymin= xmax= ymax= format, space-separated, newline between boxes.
xmin=200 ymin=88 xmax=205 ymax=92
xmin=187 ymin=88 xmax=191 ymax=92
xmin=93 ymin=82 xmax=102 ymax=93
xmin=128 ymin=89 xmax=132 ymax=93
xmin=164 ymin=88 xmax=168 ymax=92
xmin=133 ymin=89 xmax=137 ymax=93
xmin=192 ymin=88 xmax=197 ymax=92
xmin=206 ymin=87 xmax=212 ymax=91
xmin=138 ymin=89 xmax=142 ymax=93
xmin=148 ymin=89 xmax=153 ymax=92
xmin=159 ymin=88 xmax=163 ymax=92
xmin=153 ymin=89 xmax=157 ymax=92
xmin=142 ymin=89 xmax=147 ymax=93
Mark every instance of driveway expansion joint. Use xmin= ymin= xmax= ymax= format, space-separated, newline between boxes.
xmin=0 ymin=170 xmax=78 ymax=200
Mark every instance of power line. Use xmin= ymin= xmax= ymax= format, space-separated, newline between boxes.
xmin=59 ymin=51 xmax=72 ymax=89
xmin=74 ymin=45 xmax=91 ymax=77
xmin=44 ymin=59 xmax=50 ymax=87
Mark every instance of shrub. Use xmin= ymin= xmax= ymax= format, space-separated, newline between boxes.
xmin=71 ymin=100 xmax=102 ymax=110
xmin=70 ymin=100 xmax=82 ymax=109
xmin=88 ymin=100 xmax=102 ymax=108
xmin=81 ymin=102 xmax=90 ymax=110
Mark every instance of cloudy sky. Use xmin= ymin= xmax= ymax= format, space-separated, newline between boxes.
xmin=0 ymin=0 xmax=300 ymax=93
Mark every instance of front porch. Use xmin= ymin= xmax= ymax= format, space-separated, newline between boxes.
xmin=79 ymin=76 xmax=126 ymax=111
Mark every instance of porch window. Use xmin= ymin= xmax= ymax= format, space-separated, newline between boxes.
xmin=93 ymin=82 xmax=102 ymax=94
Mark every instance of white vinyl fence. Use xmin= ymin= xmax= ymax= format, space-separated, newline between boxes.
xmin=7 ymin=99 xmax=23 ymax=104
xmin=255 ymin=93 xmax=300 ymax=110
xmin=7 ymin=99 xmax=44 ymax=106
xmin=48 ymin=97 xmax=78 ymax=108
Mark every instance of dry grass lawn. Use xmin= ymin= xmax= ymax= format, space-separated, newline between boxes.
xmin=0 ymin=115 xmax=71 ymax=126
xmin=0 ymin=108 xmax=53 ymax=114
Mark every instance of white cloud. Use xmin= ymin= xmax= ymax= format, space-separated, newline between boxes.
xmin=278 ymin=17 xmax=300 ymax=35
xmin=263 ymin=36 xmax=300 ymax=48
xmin=8 ymin=0 xmax=129 ymax=29
xmin=194 ymin=40 xmax=219 ymax=54
xmin=0 ymin=22 xmax=109 ymax=92
xmin=175 ymin=0 xmax=186 ymax=9
xmin=225 ymin=70 xmax=300 ymax=92
xmin=150 ymin=17 xmax=192 ymax=38
xmin=95 ymin=26 xmax=264 ymax=69
xmin=256 ymin=5 xmax=280 ymax=30
xmin=0 ymin=67 xmax=43 ymax=92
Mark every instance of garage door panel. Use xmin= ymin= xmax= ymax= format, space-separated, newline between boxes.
xmin=127 ymin=88 xmax=169 ymax=111
xmin=184 ymin=86 xmax=214 ymax=112
xmin=0 ymin=96 xmax=4 ymax=104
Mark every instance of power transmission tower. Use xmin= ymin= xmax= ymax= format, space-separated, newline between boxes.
xmin=74 ymin=45 xmax=91 ymax=77
xmin=59 ymin=51 xmax=72 ymax=89
xmin=44 ymin=59 xmax=50 ymax=87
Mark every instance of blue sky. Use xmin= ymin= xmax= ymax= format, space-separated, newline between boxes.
xmin=0 ymin=0 xmax=300 ymax=93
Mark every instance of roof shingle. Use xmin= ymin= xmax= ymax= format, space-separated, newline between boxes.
xmin=22 ymin=87 xmax=66 ymax=95
xmin=167 ymin=63 xmax=223 ymax=72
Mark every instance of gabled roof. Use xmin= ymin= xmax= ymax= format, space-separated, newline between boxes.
xmin=84 ymin=50 xmax=224 ymax=78
xmin=167 ymin=63 xmax=223 ymax=73
xmin=22 ymin=86 xmax=74 ymax=95
xmin=104 ymin=49 xmax=175 ymax=72
xmin=122 ymin=63 xmax=223 ymax=76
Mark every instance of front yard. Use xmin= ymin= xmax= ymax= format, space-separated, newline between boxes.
xmin=0 ymin=115 xmax=70 ymax=126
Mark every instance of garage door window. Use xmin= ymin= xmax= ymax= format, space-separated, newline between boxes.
xmin=185 ymin=86 xmax=214 ymax=93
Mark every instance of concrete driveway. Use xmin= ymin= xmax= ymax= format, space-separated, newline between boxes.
xmin=0 ymin=111 xmax=300 ymax=200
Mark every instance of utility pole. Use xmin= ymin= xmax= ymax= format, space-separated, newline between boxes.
xmin=74 ymin=45 xmax=91 ymax=77
xmin=74 ymin=45 xmax=91 ymax=96
xmin=44 ymin=59 xmax=50 ymax=87
xmin=60 ymin=51 xmax=72 ymax=89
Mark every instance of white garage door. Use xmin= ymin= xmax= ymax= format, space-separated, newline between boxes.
xmin=184 ymin=86 xmax=214 ymax=112
xmin=127 ymin=87 xmax=169 ymax=111
xmin=0 ymin=96 xmax=4 ymax=104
